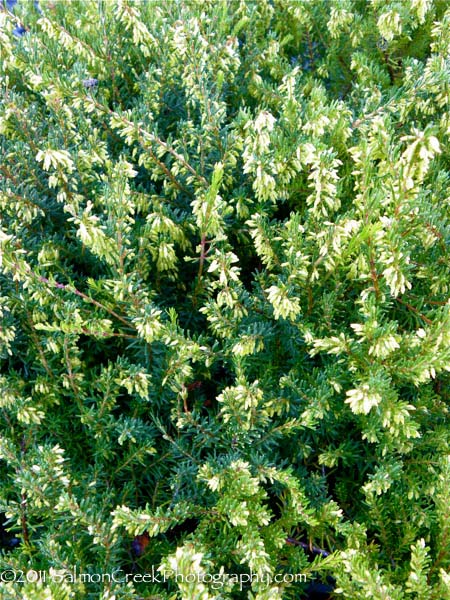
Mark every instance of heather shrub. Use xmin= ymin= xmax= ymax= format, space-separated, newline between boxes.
xmin=0 ymin=1 xmax=449 ymax=599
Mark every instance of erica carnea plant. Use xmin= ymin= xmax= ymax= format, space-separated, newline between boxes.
xmin=0 ymin=1 xmax=449 ymax=599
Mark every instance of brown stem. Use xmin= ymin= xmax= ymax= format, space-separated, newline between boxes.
xmin=428 ymin=508 xmax=449 ymax=584
xmin=83 ymin=95 xmax=208 ymax=187
xmin=36 ymin=274 xmax=131 ymax=329
xmin=395 ymin=297 xmax=432 ymax=325
xmin=19 ymin=437 xmax=30 ymax=545
xmin=0 ymin=164 xmax=19 ymax=185
xmin=145 ymin=143 xmax=192 ymax=196
xmin=20 ymin=494 xmax=30 ymax=545
xmin=197 ymin=234 xmax=207 ymax=282
xmin=286 ymin=537 xmax=330 ymax=557
xmin=192 ymin=234 xmax=209 ymax=307
xmin=367 ymin=237 xmax=381 ymax=300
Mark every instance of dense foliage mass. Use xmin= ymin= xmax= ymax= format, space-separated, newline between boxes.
xmin=1 ymin=1 xmax=449 ymax=598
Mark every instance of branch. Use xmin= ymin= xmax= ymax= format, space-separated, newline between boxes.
xmin=396 ymin=297 xmax=432 ymax=325
xmin=36 ymin=274 xmax=132 ymax=329
xmin=80 ymin=94 xmax=208 ymax=188
xmin=286 ymin=537 xmax=330 ymax=557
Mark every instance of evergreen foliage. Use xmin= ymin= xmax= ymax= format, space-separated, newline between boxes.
xmin=0 ymin=0 xmax=449 ymax=598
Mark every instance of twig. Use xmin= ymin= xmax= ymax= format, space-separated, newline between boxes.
xmin=20 ymin=494 xmax=30 ymax=546
xmin=36 ymin=274 xmax=132 ymax=329
xmin=19 ymin=437 xmax=30 ymax=546
xmin=83 ymin=95 xmax=208 ymax=188
xmin=396 ymin=297 xmax=432 ymax=325
xmin=286 ymin=537 xmax=330 ymax=557
xmin=192 ymin=234 xmax=210 ymax=307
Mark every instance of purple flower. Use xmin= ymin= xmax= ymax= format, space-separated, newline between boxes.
xmin=82 ymin=78 xmax=99 ymax=89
